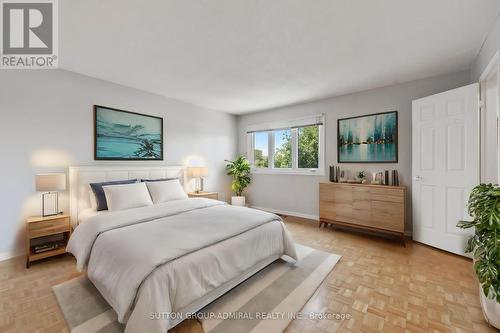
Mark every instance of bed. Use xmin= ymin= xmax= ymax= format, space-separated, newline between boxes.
xmin=67 ymin=166 xmax=297 ymax=333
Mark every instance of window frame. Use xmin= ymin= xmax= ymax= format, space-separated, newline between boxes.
xmin=247 ymin=116 xmax=325 ymax=176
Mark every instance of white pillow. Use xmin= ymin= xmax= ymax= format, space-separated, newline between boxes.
xmin=103 ymin=182 xmax=153 ymax=211
xmin=145 ymin=179 xmax=188 ymax=204
xmin=88 ymin=190 xmax=98 ymax=210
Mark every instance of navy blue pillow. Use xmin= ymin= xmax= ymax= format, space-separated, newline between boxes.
xmin=140 ymin=177 xmax=177 ymax=182
xmin=89 ymin=179 xmax=137 ymax=211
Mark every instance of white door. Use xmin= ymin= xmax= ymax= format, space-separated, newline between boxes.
xmin=412 ymin=84 xmax=479 ymax=256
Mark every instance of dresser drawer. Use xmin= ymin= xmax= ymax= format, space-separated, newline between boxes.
xmin=370 ymin=188 xmax=405 ymax=203
xmin=319 ymin=183 xmax=406 ymax=245
xmin=29 ymin=218 xmax=70 ymax=238
xmin=371 ymin=201 xmax=405 ymax=232
xmin=353 ymin=186 xmax=371 ymax=200
xmin=320 ymin=202 xmax=351 ymax=221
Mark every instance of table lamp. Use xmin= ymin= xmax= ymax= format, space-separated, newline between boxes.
xmin=36 ymin=173 xmax=66 ymax=216
xmin=188 ymin=167 xmax=208 ymax=193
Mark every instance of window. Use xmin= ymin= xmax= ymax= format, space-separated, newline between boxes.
xmin=253 ymin=131 xmax=269 ymax=168
xmin=298 ymin=125 xmax=319 ymax=169
xmin=247 ymin=115 xmax=324 ymax=175
xmin=274 ymin=129 xmax=292 ymax=168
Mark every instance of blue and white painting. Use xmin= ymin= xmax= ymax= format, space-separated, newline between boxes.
xmin=94 ymin=106 xmax=163 ymax=160
xmin=338 ymin=111 xmax=397 ymax=163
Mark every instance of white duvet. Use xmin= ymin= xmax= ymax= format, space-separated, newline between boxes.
xmin=67 ymin=198 xmax=297 ymax=333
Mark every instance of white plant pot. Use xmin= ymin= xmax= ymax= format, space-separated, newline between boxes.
xmin=231 ymin=196 xmax=246 ymax=206
xmin=480 ymin=288 xmax=500 ymax=329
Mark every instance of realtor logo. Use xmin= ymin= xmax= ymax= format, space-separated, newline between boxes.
xmin=1 ymin=0 xmax=58 ymax=68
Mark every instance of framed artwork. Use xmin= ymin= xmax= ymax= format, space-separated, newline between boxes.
xmin=94 ymin=105 xmax=163 ymax=160
xmin=337 ymin=111 xmax=398 ymax=163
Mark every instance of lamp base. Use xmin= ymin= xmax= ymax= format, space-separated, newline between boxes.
xmin=195 ymin=178 xmax=204 ymax=193
xmin=42 ymin=192 xmax=59 ymax=217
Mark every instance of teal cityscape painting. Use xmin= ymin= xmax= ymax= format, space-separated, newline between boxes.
xmin=94 ymin=105 xmax=163 ymax=160
xmin=338 ymin=111 xmax=397 ymax=163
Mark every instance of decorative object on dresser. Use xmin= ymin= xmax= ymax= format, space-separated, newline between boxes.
xmin=357 ymin=170 xmax=367 ymax=183
xmin=391 ymin=170 xmax=400 ymax=186
xmin=319 ymin=182 xmax=406 ymax=245
xmin=94 ymin=105 xmax=163 ymax=161
xmin=372 ymin=172 xmax=383 ymax=184
xmin=26 ymin=214 xmax=71 ymax=268
xmin=329 ymin=166 xmax=335 ymax=182
xmin=338 ymin=111 xmax=398 ymax=163
xmin=188 ymin=166 xmax=209 ymax=193
xmin=187 ymin=191 xmax=219 ymax=200
xmin=225 ymin=156 xmax=251 ymax=206
xmin=36 ymin=173 xmax=66 ymax=216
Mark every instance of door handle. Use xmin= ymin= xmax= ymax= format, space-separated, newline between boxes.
xmin=414 ymin=176 xmax=422 ymax=182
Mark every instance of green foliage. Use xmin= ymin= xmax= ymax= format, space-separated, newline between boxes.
xmin=457 ymin=184 xmax=500 ymax=302
xmin=298 ymin=126 xmax=319 ymax=168
xmin=225 ymin=156 xmax=251 ymax=196
xmin=251 ymin=126 xmax=319 ymax=169
xmin=254 ymin=149 xmax=268 ymax=168
xmin=270 ymin=126 xmax=319 ymax=169
xmin=357 ymin=170 xmax=366 ymax=180
xmin=274 ymin=131 xmax=292 ymax=168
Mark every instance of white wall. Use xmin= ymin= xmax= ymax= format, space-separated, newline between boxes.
xmin=471 ymin=14 xmax=500 ymax=81
xmin=236 ymin=71 xmax=471 ymax=231
xmin=0 ymin=69 xmax=237 ymax=260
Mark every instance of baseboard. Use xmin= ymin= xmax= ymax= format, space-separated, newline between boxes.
xmin=0 ymin=249 xmax=23 ymax=262
xmin=251 ymin=206 xmax=319 ymax=221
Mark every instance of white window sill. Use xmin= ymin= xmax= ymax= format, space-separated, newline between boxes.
xmin=251 ymin=168 xmax=325 ymax=176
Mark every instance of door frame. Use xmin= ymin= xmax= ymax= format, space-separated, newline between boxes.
xmin=479 ymin=50 xmax=500 ymax=182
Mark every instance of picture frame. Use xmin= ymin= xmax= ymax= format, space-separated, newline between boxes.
xmin=337 ymin=111 xmax=398 ymax=163
xmin=94 ymin=105 xmax=164 ymax=161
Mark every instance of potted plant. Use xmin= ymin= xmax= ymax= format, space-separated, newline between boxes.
xmin=457 ymin=184 xmax=500 ymax=329
xmin=357 ymin=170 xmax=367 ymax=184
xmin=225 ymin=156 xmax=251 ymax=206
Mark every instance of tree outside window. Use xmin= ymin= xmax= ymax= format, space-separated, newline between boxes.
xmin=298 ymin=125 xmax=319 ymax=168
xmin=250 ymin=122 xmax=321 ymax=172
xmin=253 ymin=131 xmax=268 ymax=167
xmin=274 ymin=129 xmax=292 ymax=168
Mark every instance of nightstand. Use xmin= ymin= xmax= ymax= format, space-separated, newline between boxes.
xmin=26 ymin=214 xmax=71 ymax=268
xmin=188 ymin=191 xmax=219 ymax=200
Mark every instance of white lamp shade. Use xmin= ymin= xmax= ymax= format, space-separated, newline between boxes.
xmin=189 ymin=167 xmax=208 ymax=178
xmin=36 ymin=173 xmax=66 ymax=192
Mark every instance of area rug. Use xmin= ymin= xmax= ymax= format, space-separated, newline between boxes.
xmin=53 ymin=244 xmax=341 ymax=333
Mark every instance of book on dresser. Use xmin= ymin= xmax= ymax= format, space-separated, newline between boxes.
xmin=319 ymin=182 xmax=406 ymax=245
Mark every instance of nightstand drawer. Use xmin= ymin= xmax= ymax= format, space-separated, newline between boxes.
xmin=29 ymin=217 xmax=70 ymax=238
xmin=188 ymin=192 xmax=219 ymax=200
xmin=202 ymin=193 xmax=218 ymax=200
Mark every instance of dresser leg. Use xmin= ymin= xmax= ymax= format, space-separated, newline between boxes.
xmin=26 ymin=258 xmax=30 ymax=269
xmin=401 ymin=235 xmax=406 ymax=248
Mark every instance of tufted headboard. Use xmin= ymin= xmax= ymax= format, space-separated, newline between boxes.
xmin=69 ymin=165 xmax=187 ymax=226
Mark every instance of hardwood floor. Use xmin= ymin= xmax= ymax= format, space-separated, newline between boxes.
xmin=0 ymin=216 xmax=495 ymax=333
xmin=283 ymin=216 xmax=496 ymax=333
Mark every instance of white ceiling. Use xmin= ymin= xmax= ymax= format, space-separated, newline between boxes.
xmin=60 ymin=0 xmax=500 ymax=114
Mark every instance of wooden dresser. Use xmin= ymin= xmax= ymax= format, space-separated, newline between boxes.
xmin=319 ymin=182 xmax=406 ymax=244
